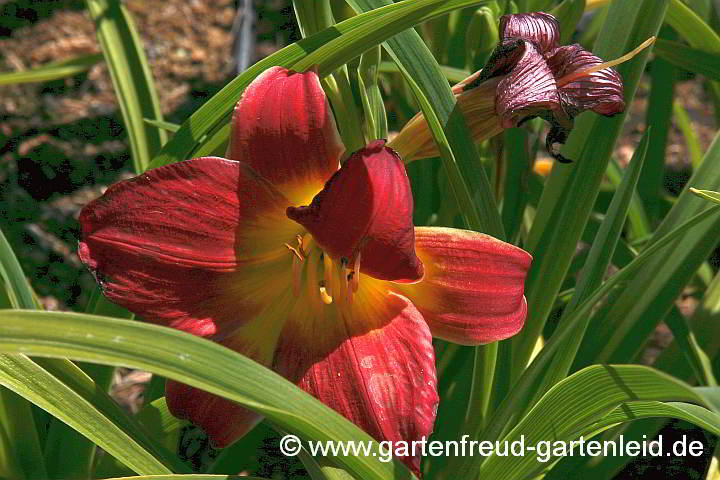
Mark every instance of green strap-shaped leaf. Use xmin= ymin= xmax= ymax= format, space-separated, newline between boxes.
xmin=666 ymin=0 xmax=720 ymax=53
xmin=0 ymin=53 xmax=103 ymax=86
xmin=530 ymin=131 xmax=650 ymax=405
xmin=0 ymin=226 xmax=46 ymax=479
xmin=480 ymin=204 xmax=720 ymax=449
xmin=0 ymin=310 xmax=415 ymax=480
xmin=654 ymin=38 xmax=720 ymax=82
xmin=0 ymin=355 xmax=178 ymax=476
xmin=480 ymin=365 xmax=712 ymax=479
xmin=545 ymin=401 xmax=720 ymax=479
xmin=86 ymin=0 xmax=166 ymax=173
xmin=577 ymin=131 xmax=720 ymax=366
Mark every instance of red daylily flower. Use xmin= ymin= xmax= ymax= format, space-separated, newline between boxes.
xmin=78 ymin=66 xmax=531 ymax=474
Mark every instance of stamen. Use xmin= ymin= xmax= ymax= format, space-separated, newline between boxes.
xmin=285 ymin=235 xmax=306 ymax=298
xmin=284 ymin=243 xmax=304 ymax=261
xmin=556 ymin=37 xmax=655 ymax=88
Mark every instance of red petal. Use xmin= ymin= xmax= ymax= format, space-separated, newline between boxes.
xmin=546 ymin=44 xmax=625 ymax=117
xmin=78 ymin=157 xmax=300 ymax=338
xmin=286 ymin=140 xmax=423 ymax=282
xmin=166 ymin=381 xmax=262 ymax=448
xmin=495 ymin=40 xmax=562 ymax=128
xmin=500 ymin=12 xmax=560 ymax=53
xmin=274 ymin=287 xmax=438 ymax=475
xmin=393 ymin=227 xmax=531 ymax=345
xmin=228 ymin=66 xmax=345 ymax=203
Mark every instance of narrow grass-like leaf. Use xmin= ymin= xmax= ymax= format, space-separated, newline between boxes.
xmin=586 ymin=401 xmax=720 ymax=441
xmin=579 ymin=273 xmax=720 ymax=479
xmin=481 ymin=204 xmax=720 ymax=448
xmin=384 ymin=58 xmax=486 ymax=233
xmin=0 ymin=53 xmax=103 ymax=86
xmin=665 ymin=0 xmax=720 ymax=121
xmin=450 ymin=204 xmax=720 ymax=480
xmin=545 ymin=402 xmax=718 ymax=480
xmin=501 ymin=128 xmax=532 ymax=243
xmin=136 ymin=398 xmax=186 ymax=451
xmin=0 ymin=227 xmax=35 ymax=310
xmin=0 ymin=227 xmax=46 ymax=479
xmin=0 ymin=310 xmax=415 ymax=480
xmin=514 ymin=0 xmax=668 ymax=377
xmin=0 ymin=355 xmax=175 ymax=476
xmin=86 ymin=0 xmax=166 ymax=173
xmin=577 ymin=132 xmax=720 ymax=366
xmin=479 ymin=365 xmax=711 ymax=479
xmin=144 ymin=119 xmax=181 ymax=133
xmin=207 ymin=421 xmax=275 ymax=475
xmin=298 ymin=447 xmax=356 ymax=480
xmin=149 ymin=0 xmax=487 ymax=169
xmin=666 ymin=0 xmax=720 ymax=52
xmin=654 ymin=38 xmax=720 ymax=81
xmin=0 ymin=388 xmax=46 ymax=480
xmin=293 ymin=0 xmax=367 ymax=152
xmin=378 ymin=61 xmax=470 ymax=83
xmin=37 ymin=358 xmax=187 ymax=474
xmin=654 ymin=269 xmax=720 ymax=385
xmin=527 ymin=131 xmax=650 ymax=407
xmin=605 ymin=157 xmax=651 ymax=240
xmin=663 ymin=307 xmax=717 ymax=387
xmin=639 ymin=29 xmax=676 ymax=217
xmin=674 ymin=101 xmax=705 ymax=168
xmin=358 ymin=46 xmax=388 ymax=140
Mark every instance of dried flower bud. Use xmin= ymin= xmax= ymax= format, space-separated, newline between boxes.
xmin=390 ymin=12 xmax=639 ymax=163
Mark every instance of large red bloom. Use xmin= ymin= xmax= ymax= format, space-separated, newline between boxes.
xmin=78 ymin=66 xmax=531 ymax=474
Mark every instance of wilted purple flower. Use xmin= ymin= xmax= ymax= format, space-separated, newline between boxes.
xmin=391 ymin=12 xmax=648 ymax=163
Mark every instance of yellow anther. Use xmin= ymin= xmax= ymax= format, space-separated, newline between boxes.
xmin=556 ymin=37 xmax=656 ymax=88
xmin=319 ymin=285 xmax=333 ymax=304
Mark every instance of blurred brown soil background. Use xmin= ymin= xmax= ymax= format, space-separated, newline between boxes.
xmin=0 ymin=1 xmax=718 ymax=478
